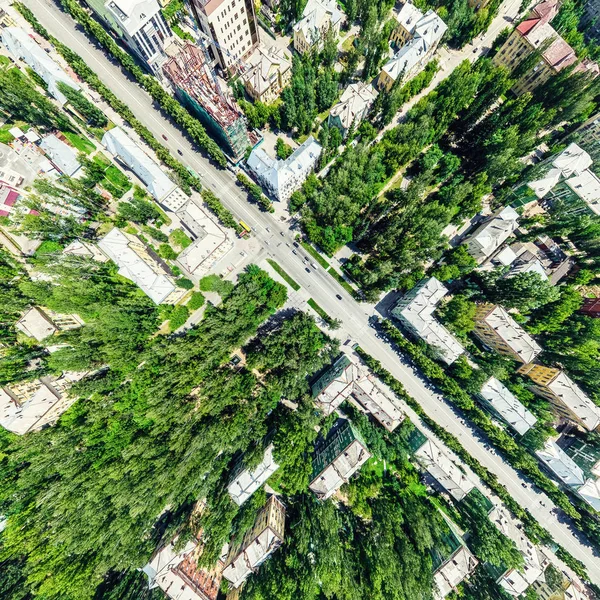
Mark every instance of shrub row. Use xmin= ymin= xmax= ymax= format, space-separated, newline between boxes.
xmin=266 ymin=259 xmax=300 ymax=291
xmin=236 ymin=173 xmax=274 ymax=213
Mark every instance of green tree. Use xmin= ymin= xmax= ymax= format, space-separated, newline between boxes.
xmin=57 ymin=81 xmax=108 ymax=127
xmin=117 ymin=194 xmax=161 ymax=225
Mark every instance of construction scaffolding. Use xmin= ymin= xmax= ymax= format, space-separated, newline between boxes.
xmin=163 ymin=43 xmax=250 ymax=161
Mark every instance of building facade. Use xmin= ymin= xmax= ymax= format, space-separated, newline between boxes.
xmin=242 ymin=46 xmax=291 ymax=104
xmin=222 ymin=495 xmax=285 ymax=588
xmin=517 ymin=363 xmax=600 ymax=431
xmin=85 ymin=0 xmax=173 ymax=75
xmin=328 ymin=82 xmax=377 ymax=138
xmin=473 ymin=303 xmax=542 ymax=364
xmin=162 ymin=42 xmax=250 ymax=160
xmin=309 ymin=418 xmax=371 ymax=500
xmin=378 ymin=7 xmax=446 ymax=92
xmin=492 ymin=0 xmax=595 ymax=96
xmin=246 ymin=136 xmax=321 ymax=202
xmin=391 ymin=277 xmax=465 ymax=365
xmin=293 ymin=0 xmax=343 ymax=54
xmin=188 ymin=0 xmax=259 ymax=72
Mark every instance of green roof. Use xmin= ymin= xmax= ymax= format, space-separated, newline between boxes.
xmin=463 ymin=487 xmax=494 ymax=514
xmin=561 ymin=436 xmax=600 ymax=480
xmin=406 ymin=426 xmax=428 ymax=454
xmin=311 ymin=419 xmax=366 ymax=479
xmin=310 ymin=354 xmax=351 ymax=398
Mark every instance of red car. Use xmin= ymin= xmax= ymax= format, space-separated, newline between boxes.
xmin=162 ymin=134 xmax=168 ymax=141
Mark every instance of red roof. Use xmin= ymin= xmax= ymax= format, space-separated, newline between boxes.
xmin=517 ymin=18 xmax=539 ymax=36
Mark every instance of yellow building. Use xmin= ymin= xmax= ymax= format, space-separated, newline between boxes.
xmin=242 ymin=46 xmax=292 ymax=104
xmin=492 ymin=0 xmax=586 ymax=96
xmin=518 ymin=364 xmax=600 ymax=431
xmin=473 ymin=303 xmax=542 ymax=364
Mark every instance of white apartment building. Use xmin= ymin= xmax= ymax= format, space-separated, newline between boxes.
xmin=391 ymin=277 xmax=465 ymax=365
xmin=86 ymin=0 xmax=172 ymax=74
xmin=293 ymin=0 xmax=343 ymax=54
xmin=464 ymin=206 xmax=520 ymax=263
xmin=246 ymin=136 xmax=321 ymax=202
xmin=189 ymin=0 xmax=259 ymax=71
xmin=227 ymin=444 xmax=279 ymax=506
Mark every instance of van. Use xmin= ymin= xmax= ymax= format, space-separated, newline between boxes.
xmin=310 ymin=262 xmax=318 ymax=270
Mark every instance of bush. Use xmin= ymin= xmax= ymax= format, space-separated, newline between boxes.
xmin=142 ymin=225 xmax=168 ymax=242
xmin=199 ymin=274 xmax=234 ymax=297
xmin=117 ymin=195 xmax=161 ymax=225
xmin=158 ymin=244 xmax=178 ymax=260
xmin=187 ymin=291 xmax=205 ymax=310
xmin=176 ymin=277 xmax=194 ymax=289
xmin=168 ymin=305 xmax=190 ymax=330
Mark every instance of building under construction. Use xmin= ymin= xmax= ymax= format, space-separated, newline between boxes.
xmin=163 ymin=43 xmax=250 ymax=162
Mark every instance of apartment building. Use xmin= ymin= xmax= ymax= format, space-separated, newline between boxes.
xmin=142 ymin=538 xmax=224 ymax=600
xmin=580 ymin=297 xmax=600 ymax=317
xmin=583 ymin=0 xmax=600 ymax=42
xmin=478 ymin=376 xmax=537 ymax=436
xmin=98 ymin=228 xmax=186 ymax=304
xmin=15 ymin=307 xmax=83 ymax=343
xmin=227 ymin=443 xmax=279 ymax=506
xmin=293 ymin=0 xmax=343 ymax=54
xmin=311 ymin=354 xmax=405 ymax=431
xmin=464 ymin=206 xmax=520 ymax=263
xmin=492 ymin=0 xmax=597 ymax=96
xmin=517 ymin=364 xmax=600 ymax=431
xmin=378 ymin=7 xmax=446 ymax=91
xmin=473 ymin=303 xmax=542 ymax=364
xmin=328 ymin=82 xmax=378 ymax=138
xmin=188 ymin=0 xmax=259 ymax=72
xmin=242 ymin=46 xmax=291 ymax=104
xmin=309 ymin=418 xmax=371 ymax=500
xmin=246 ymin=136 xmax=321 ymax=202
xmin=391 ymin=277 xmax=465 ymax=365
xmin=222 ymin=495 xmax=285 ymax=588
xmin=162 ymin=42 xmax=250 ymax=161
xmin=0 ymin=373 xmax=85 ymax=435
xmin=85 ymin=0 xmax=172 ymax=74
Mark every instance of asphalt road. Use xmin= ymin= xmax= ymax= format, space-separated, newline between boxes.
xmin=23 ymin=0 xmax=600 ymax=584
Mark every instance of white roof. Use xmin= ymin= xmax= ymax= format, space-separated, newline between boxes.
xmin=314 ymin=358 xmax=404 ymax=431
xmin=15 ymin=307 xmax=58 ymax=342
xmin=98 ymin=228 xmax=176 ymax=304
xmin=329 ymin=82 xmax=377 ymax=131
xmin=536 ymin=440 xmax=585 ymax=487
xmin=565 ymin=169 xmax=600 ymax=214
xmin=309 ymin=438 xmax=371 ymax=500
xmin=495 ymin=246 xmax=519 ymax=266
xmin=62 ymin=240 xmax=109 ymax=262
xmin=243 ymin=46 xmax=291 ymax=97
xmin=490 ymin=506 xmax=545 ymax=595
xmin=39 ymin=135 xmax=81 ymax=177
xmin=466 ymin=206 xmax=519 ymax=262
xmin=223 ymin=527 xmax=281 ymax=588
xmin=434 ymin=546 xmax=478 ymax=599
xmin=247 ymin=136 xmax=321 ymax=202
xmin=415 ymin=439 xmax=475 ymax=500
xmin=102 ymin=127 xmax=176 ymax=202
xmin=8 ymin=127 xmax=24 ymax=138
xmin=577 ymin=478 xmax=600 ymax=511
xmin=293 ymin=0 xmax=343 ymax=43
xmin=175 ymin=199 xmax=232 ymax=276
xmin=507 ymin=257 xmax=548 ymax=281
xmin=392 ymin=277 xmax=464 ymax=365
xmin=142 ymin=539 xmax=195 ymax=589
xmin=546 ymin=371 xmax=600 ymax=431
xmin=477 ymin=305 xmax=542 ymax=363
xmin=528 ymin=167 xmax=563 ymax=198
xmin=105 ymin=0 xmax=163 ymax=36
xmin=383 ymin=9 xmax=446 ymax=82
xmin=395 ymin=2 xmax=425 ymax=35
xmin=1 ymin=27 xmax=79 ymax=105
xmin=227 ymin=444 xmax=279 ymax=506
xmin=552 ymin=143 xmax=592 ymax=178
xmin=480 ymin=377 xmax=537 ymax=435
xmin=24 ymin=130 xmax=40 ymax=143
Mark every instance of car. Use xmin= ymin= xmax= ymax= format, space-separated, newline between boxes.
xmin=162 ymin=134 xmax=168 ymax=140
xmin=266 ymin=227 xmax=271 ymax=233
xmin=311 ymin=262 xmax=318 ymax=270
xmin=305 ymin=267 xmax=311 ymax=273
xmin=336 ymin=294 xmax=343 ymax=300
xmin=293 ymin=242 xmax=299 ymax=248
xmin=280 ymin=231 xmax=285 ymax=236
xmin=177 ymin=149 xmax=183 ymax=156
xmin=292 ymin=249 xmax=298 ymax=255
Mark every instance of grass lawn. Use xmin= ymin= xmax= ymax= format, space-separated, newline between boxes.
xmin=328 ymin=266 xmax=359 ymax=298
xmin=301 ymin=241 xmax=330 ymax=267
xmin=307 ymin=298 xmax=336 ymax=327
xmin=0 ymin=121 xmax=29 ymax=144
xmin=170 ymin=228 xmax=193 ymax=249
xmin=267 ymin=259 xmax=301 ymax=291
xmin=62 ymin=131 xmax=95 ymax=154
xmin=341 ymin=35 xmax=357 ymax=53
xmin=93 ymin=154 xmax=131 ymax=198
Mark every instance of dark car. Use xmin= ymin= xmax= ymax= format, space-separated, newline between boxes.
xmin=305 ymin=267 xmax=311 ymax=273
xmin=336 ymin=294 xmax=343 ymax=300
xmin=162 ymin=134 xmax=168 ymax=140
xmin=177 ymin=149 xmax=183 ymax=155
xmin=293 ymin=242 xmax=299 ymax=248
